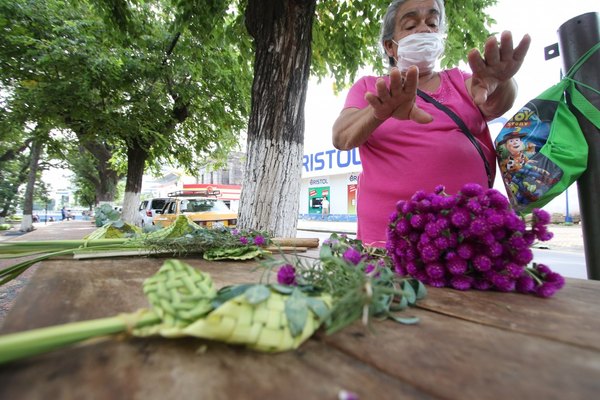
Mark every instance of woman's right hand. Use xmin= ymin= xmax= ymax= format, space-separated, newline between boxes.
xmin=332 ymin=66 xmax=433 ymax=150
xmin=365 ymin=66 xmax=432 ymax=123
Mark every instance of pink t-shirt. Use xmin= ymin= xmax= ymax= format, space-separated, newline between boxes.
xmin=344 ymin=68 xmax=496 ymax=247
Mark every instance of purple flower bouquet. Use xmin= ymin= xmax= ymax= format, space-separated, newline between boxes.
xmin=386 ymin=183 xmax=565 ymax=297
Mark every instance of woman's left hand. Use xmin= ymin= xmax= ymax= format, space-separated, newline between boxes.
xmin=468 ymin=31 xmax=531 ymax=105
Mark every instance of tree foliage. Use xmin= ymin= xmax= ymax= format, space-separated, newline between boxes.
xmin=0 ymin=0 xmax=498 ymax=233
xmin=0 ymin=0 xmax=254 ymax=219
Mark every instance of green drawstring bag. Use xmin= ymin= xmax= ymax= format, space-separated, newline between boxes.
xmin=495 ymin=42 xmax=600 ymax=215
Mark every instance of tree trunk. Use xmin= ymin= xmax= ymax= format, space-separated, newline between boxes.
xmin=79 ymin=138 xmax=121 ymax=203
xmin=240 ymin=0 xmax=316 ymax=237
xmin=20 ymin=139 xmax=42 ymax=232
xmin=121 ymin=144 xmax=148 ymax=225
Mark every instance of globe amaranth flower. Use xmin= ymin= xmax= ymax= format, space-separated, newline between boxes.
xmin=469 ymin=217 xmax=489 ymax=236
xmin=457 ymin=243 xmax=474 ymax=260
xmin=450 ymin=275 xmax=473 ymax=291
xmin=433 ymin=184 xmax=446 ymax=194
xmin=490 ymin=273 xmax=515 ymax=292
xmin=532 ymin=208 xmax=551 ymax=225
xmin=545 ymin=272 xmax=565 ymax=289
xmin=472 ymin=254 xmax=492 ymax=272
xmin=450 ymin=208 xmax=470 ymax=228
xmin=508 ymin=234 xmax=527 ymax=250
xmin=252 ymin=235 xmax=266 ymax=246
xmin=385 ymin=184 xmax=564 ymax=298
xmin=461 ymin=183 xmax=484 ymax=197
xmin=343 ymin=247 xmax=362 ymax=265
xmin=410 ymin=214 xmax=425 ymax=229
xmin=535 ymin=283 xmax=558 ymax=298
xmin=420 ymin=244 xmax=440 ymax=263
xmin=484 ymin=209 xmax=505 ymax=228
xmin=505 ymin=262 xmax=524 ymax=278
xmin=516 ymin=275 xmax=536 ymax=293
xmin=239 ymin=236 xmax=249 ymax=245
xmin=416 ymin=198 xmax=432 ymax=212
xmin=395 ymin=219 xmax=411 ymax=235
xmin=514 ymin=248 xmax=534 ymax=265
xmin=488 ymin=189 xmax=510 ymax=210
xmin=425 ymin=221 xmax=442 ymax=238
xmin=466 ymin=198 xmax=483 ymax=215
xmin=425 ymin=262 xmax=445 ymax=279
xmin=447 ymin=257 xmax=467 ymax=275
xmin=411 ymin=190 xmax=428 ymax=202
xmin=277 ymin=264 xmax=297 ymax=286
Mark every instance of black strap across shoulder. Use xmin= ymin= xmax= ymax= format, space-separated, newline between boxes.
xmin=416 ymin=89 xmax=493 ymax=188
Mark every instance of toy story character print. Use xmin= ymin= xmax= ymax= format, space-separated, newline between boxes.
xmin=495 ymin=100 xmax=563 ymax=211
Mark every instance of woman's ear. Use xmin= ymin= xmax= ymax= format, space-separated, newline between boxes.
xmin=383 ymin=39 xmax=395 ymax=58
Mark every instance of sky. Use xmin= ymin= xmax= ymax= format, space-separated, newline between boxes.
xmin=303 ymin=0 xmax=599 ymax=213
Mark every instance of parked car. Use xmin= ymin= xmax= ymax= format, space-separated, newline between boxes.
xmin=152 ymin=191 xmax=237 ymax=229
xmin=138 ymin=198 xmax=169 ymax=227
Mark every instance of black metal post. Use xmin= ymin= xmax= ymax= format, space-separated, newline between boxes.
xmin=558 ymin=12 xmax=600 ymax=280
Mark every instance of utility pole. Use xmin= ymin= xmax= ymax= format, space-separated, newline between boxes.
xmin=557 ymin=12 xmax=600 ymax=280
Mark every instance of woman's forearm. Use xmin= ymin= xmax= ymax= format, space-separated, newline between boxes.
xmin=332 ymin=107 xmax=385 ymax=150
xmin=478 ymin=78 xmax=518 ymax=120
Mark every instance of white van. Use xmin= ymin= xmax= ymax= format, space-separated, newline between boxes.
xmin=138 ymin=198 xmax=169 ymax=227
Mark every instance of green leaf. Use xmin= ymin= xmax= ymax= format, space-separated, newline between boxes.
xmin=306 ymin=297 xmax=330 ymax=321
xmin=390 ymin=295 xmax=408 ymax=311
xmin=389 ymin=315 xmax=420 ymax=325
xmin=270 ymin=284 xmax=295 ymax=294
xmin=319 ymin=244 xmax=333 ymax=259
xmin=212 ymin=284 xmax=253 ymax=308
xmin=371 ymin=293 xmax=391 ymax=316
xmin=285 ymin=288 xmax=308 ymax=337
xmin=401 ymin=280 xmax=417 ymax=304
xmin=415 ymin=280 xmax=427 ymax=300
xmin=243 ymin=285 xmax=271 ymax=305
xmin=203 ymin=247 xmax=263 ymax=261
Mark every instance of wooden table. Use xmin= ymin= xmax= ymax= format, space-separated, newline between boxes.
xmin=0 ymin=254 xmax=599 ymax=400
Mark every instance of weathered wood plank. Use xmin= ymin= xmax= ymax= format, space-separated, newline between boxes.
xmin=2 ymin=257 xmax=599 ymax=400
xmin=0 ymin=257 xmax=434 ymax=400
xmin=0 ymin=335 xmax=437 ymax=400
xmin=416 ymin=279 xmax=600 ymax=351
xmin=320 ymin=310 xmax=600 ymax=400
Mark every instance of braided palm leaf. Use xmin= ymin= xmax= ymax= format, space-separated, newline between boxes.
xmin=182 ymin=290 xmax=332 ymax=352
xmin=144 ymin=215 xmax=200 ymax=241
xmin=85 ymin=221 xmax=142 ymax=240
xmin=137 ymin=259 xmax=217 ymax=337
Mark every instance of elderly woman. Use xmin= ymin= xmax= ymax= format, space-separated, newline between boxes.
xmin=332 ymin=0 xmax=530 ymax=247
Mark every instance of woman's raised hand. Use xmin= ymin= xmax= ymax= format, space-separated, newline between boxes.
xmin=468 ymin=31 xmax=531 ymax=105
xmin=365 ymin=66 xmax=433 ymax=124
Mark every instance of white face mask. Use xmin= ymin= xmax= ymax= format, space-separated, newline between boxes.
xmin=392 ymin=32 xmax=445 ymax=73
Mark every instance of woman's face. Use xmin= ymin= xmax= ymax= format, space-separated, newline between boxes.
xmin=384 ymin=0 xmax=441 ymax=59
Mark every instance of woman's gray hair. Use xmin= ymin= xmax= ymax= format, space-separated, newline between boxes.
xmin=380 ymin=0 xmax=446 ymax=65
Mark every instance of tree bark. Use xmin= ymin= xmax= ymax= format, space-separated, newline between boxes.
xmin=121 ymin=144 xmax=148 ymax=225
xmin=79 ymin=138 xmax=121 ymax=203
xmin=240 ymin=0 xmax=316 ymax=237
xmin=20 ymin=139 xmax=42 ymax=232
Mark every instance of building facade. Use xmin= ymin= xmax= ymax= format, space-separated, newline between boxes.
xmin=299 ymin=147 xmax=362 ymax=221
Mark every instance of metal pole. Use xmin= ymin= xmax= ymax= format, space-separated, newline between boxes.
xmin=565 ymin=188 xmax=572 ymax=223
xmin=558 ymin=12 xmax=600 ymax=280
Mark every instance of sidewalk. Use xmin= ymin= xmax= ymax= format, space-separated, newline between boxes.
xmin=297 ymin=219 xmax=585 ymax=253
xmin=0 ymin=219 xmax=98 ymax=242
